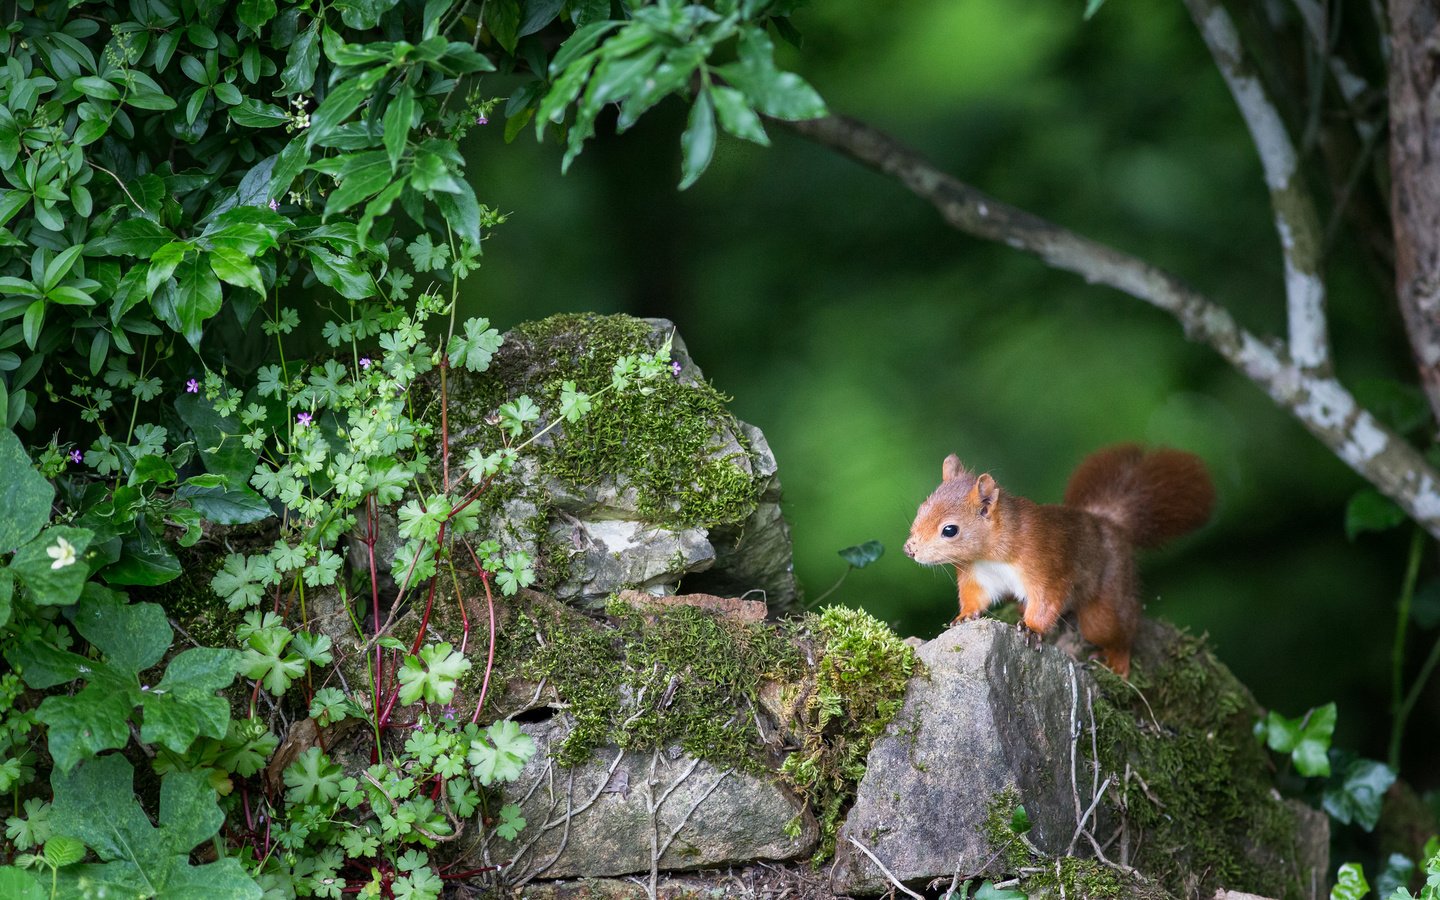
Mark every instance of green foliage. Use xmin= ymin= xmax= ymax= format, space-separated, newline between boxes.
xmin=7 ymin=586 xmax=238 ymax=772
xmin=49 ymin=754 xmax=261 ymax=898
xmin=1261 ymin=702 xmax=1337 ymax=777
xmin=838 ymin=540 xmax=884 ymax=568
xmin=779 ymin=605 xmax=916 ymax=861
xmin=1333 ymin=862 xmax=1372 ymax=900
xmin=1387 ymin=842 xmax=1440 ymax=900
xmin=1323 ymin=753 xmax=1397 ymax=832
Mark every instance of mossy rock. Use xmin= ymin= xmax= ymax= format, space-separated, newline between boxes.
xmin=415 ymin=313 xmax=799 ymax=610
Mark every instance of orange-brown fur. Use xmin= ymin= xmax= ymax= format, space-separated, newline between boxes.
xmin=903 ymin=444 xmax=1215 ymax=677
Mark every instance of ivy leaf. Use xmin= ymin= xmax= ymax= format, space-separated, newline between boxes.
xmin=1264 ymin=703 xmax=1336 ymax=777
xmin=467 ymin=719 xmax=535 ymax=786
xmin=1330 ymin=862 xmax=1370 ymax=900
xmin=396 ymin=642 xmax=471 ymax=706
xmin=0 ymin=427 xmax=54 ymax=551
xmin=838 ymin=540 xmax=884 ymax=569
xmin=1322 ymin=755 xmax=1396 ymax=832
xmin=50 ymin=755 xmax=262 ymax=898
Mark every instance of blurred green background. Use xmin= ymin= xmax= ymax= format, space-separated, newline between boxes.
xmin=458 ymin=1 xmax=1435 ymax=782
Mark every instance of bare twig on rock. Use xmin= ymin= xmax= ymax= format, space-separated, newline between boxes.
xmin=847 ymin=836 xmax=925 ymax=900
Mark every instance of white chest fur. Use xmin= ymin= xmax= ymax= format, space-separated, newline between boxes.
xmin=970 ymin=560 xmax=1027 ymax=601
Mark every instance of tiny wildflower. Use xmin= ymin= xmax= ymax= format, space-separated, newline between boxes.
xmin=670 ymin=360 xmax=682 ymax=378
xmin=186 ymin=378 xmax=199 ymax=393
xmin=476 ymin=114 xmax=488 ymax=126
xmin=69 ymin=449 xmax=83 ymax=464
xmin=268 ymin=198 xmax=280 ymax=212
xmin=359 ymin=357 xmax=372 ymax=370
xmin=297 ymin=412 xmax=313 ymax=428
xmin=47 ymin=536 xmax=78 ymax=570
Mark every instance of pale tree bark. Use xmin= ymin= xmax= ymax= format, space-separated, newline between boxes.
xmin=783 ymin=113 xmax=1440 ymax=539
xmin=1388 ymin=0 xmax=1440 ymax=424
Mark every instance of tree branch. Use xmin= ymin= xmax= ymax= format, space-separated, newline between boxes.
xmin=1386 ymin=0 xmax=1440 ymax=424
xmin=783 ymin=113 xmax=1440 ymax=538
xmin=1183 ymin=0 xmax=1332 ymax=375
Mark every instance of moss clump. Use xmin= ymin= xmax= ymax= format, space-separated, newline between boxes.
xmin=779 ymin=605 xmax=917 ymax=861
xmin=432 ymin=313 xmax=763 ymax=541
xmin=1091 ymin=630 xmax=1310 ymax=899
xmin=516 ymin=597 xmax=802 ymax=771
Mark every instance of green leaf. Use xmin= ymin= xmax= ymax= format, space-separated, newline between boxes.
xmin=1322 ymin=756 xmax=1396 ymax=832
xmin=175 ymin=484 xmax=272 ymax=524
xmin=51 ymin=755 xmax=262 ymax=899
xmin=484 ymin=0 xmax=522 ymax=54
xmin=104 ymin=523 xmax=182 ymax=586
xmin=278 ymin=23 xmax=320 ymax=95
xmin=11 ymin=526 xmax=94 ymax=606
xmin=0 ymin=867 xmax=45 ymax=900
xmin=90 ymin=219 xmax=175 ymax=258
xmin=237 ymin=0 xmax=278 ymax=29
xmin=74 ymin=75 xmax=120 ymax=100
xmin=1265 ymin=703 xmax=1336 ymax=777
xmin=307 ymin=71 xmax=384 ymax=148
xmin=383 ymin=85 xmax=415 ymax=169
xmin=166 ymin=255 xmax=223 ymax=350
xmin=446 ymin=317 xmax=503 ymax=371
xmin=396 ymin=642 xmax=471 ymax=705
xmin=1345 ymin=489 xmax=1406 ymax=540
xmin=207 ymin=246 xmax=266 ymax=296
xmin=229 ymin=97 xmax=289 ymax=127
xmin=72 ymin=583 xmax=171 ymax=674
xmin=323 ymin=151 xmax=394 ymax=218
xmin=139 ymin=647 xmax=240 ymax=754
xmin=0 ymin=427 xmax=53 ymax=551
xmin=175 ymin=392 xmax=262 ymax=488
xmin=710 ymin=85 xmax=770 ymax=146
xmin=468 ymin=719 xmax=536 ymax=785
xmin=838 ymin=540 xmax=884 ymax=569
xmin=1330 ymin=861 xmax=1369 ymax=900
xmin=307 ymin=246 xmax=376 ymax=299
xmin=283 ymin=746 xmax=343 ymax=805
xmin=677 ymin=89 xmax=716 ymax=191
xmin=714 ymin=28 xmax=827 ymax=121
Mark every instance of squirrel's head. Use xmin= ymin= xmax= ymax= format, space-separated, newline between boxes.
xmin=903 ymin=454 xmax=1000 ymax=565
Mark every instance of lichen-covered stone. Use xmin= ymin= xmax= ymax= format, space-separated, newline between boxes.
xmin=830 ymin=619 xmax=1329 ymax=900
xmin=830 ymin=620 xmax=1094 ymax=894
xmin=488 ymin=719 xmax=818 ymax=881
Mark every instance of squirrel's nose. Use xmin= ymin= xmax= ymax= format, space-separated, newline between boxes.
xmin=903 ymin=539 xmax=915 ymax=558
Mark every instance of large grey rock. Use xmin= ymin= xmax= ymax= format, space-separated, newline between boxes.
xmin=490 ymin=719 xmax=817 ymax=882
xmin=831 ymin=620 xmax=1096 ymax=894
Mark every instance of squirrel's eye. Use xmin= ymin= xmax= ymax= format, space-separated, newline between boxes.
xmin=941 ymin=524 xmax=959 ymax=538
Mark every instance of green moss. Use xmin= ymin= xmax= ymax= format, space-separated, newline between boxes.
xmin=145 ymin=545 xmax=247 ymax=650
xmin=1090 ymin=631 xmax=1310 ymax=900
xmin=516 ymin=597 xmax=802 ymax=771
xmin=778 ymin=605 xmax=917 ymax=862
xmin=982 ymin=789 xmax=1170 ymax=900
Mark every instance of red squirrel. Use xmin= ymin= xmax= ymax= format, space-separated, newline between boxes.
xmin=903 ymin=444 xmax=1214 ymax=678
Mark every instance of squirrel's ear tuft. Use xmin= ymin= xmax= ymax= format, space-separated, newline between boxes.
xmin=942 ymin=454 xmax=966 ymax=481
xmin=974 ymin=473 xmax=1000 ymax=515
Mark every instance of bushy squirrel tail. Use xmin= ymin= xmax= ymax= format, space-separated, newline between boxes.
xmin=1063 ymin=444 xmax=1215 ymax=549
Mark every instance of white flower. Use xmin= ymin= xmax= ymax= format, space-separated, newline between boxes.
xmin=47 ymin=536 xmax=77 ymax=570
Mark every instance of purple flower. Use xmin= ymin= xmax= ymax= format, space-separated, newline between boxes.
xmin=186 ymin=378 xmax=199 ymax=393
xmin=297 ymin=412 xmax=313 ymax=428
xmin=268 ymin=198 xmax=280 ymax=212
xmin=670 ymin=361 xmax=683 ymax=378
xmin=475 ymin=114 xmax=489 ymax=126
xmin=359 ymin=357 xmax=372 ymax=369
xmin=69 ymin=449 xmax=83 ymax=464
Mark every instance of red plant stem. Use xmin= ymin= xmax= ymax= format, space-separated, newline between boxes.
xmin=407 ymin=520 xmax=446 ymax=657
xmin=462 ymin=539 xmax=498 ymax=725
xmin=440 ymin=356 xmax=451 ymax=492
xmin=453 ymin=574 xmax=471 ymax=655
